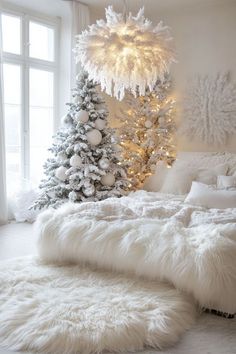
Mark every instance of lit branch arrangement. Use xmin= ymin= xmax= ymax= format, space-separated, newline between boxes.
xmin=117 ymin=75 xmax=176 ymax=189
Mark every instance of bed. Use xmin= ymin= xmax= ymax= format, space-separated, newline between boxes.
xmin=37 ymin=151 xmax=236 ymax=314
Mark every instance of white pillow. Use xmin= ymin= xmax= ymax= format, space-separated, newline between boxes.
xmin=143 ymin=161 xmax=168 ymax=192
xmin=185 ymin=181 xmax=236 ymax=209
xmin=195 ymin=163 xmax=228 ymax=185
xmin=160 ymin=167 xmax=195 ymax=195
xmin=217 ymin=175 xmax=236 ymax=189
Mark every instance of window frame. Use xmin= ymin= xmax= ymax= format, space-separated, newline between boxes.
xmin=1 ymin=2 xmax=60 ymax=181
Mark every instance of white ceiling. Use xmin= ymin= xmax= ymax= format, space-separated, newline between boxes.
xmin=81 ymin=0 xmax=228 ymax=16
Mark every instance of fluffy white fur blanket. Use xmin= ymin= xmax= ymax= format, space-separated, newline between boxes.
xmin=36 ymin=191 xmax=236 ymax=314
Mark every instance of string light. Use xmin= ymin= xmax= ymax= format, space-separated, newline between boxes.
xmin=118 ymin=76 xmax=176 ymax=188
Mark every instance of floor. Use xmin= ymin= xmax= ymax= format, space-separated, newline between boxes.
xmin=0 ymin=223 xmax=235 ymax=354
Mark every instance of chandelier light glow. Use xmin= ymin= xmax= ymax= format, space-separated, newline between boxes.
xmin=74 ymin=6 xmax=176 ymax=100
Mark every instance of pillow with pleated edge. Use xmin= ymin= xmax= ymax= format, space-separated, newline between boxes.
xmin=195 ymin=163 xmax=228 ymax=185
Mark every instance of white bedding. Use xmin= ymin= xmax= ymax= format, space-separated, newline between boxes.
xmin=36 ymin=190 xmax=236 ymax=314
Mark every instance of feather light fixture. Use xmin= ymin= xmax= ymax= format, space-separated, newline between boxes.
xmin=74 ymin=6 xmax=176 ymax=101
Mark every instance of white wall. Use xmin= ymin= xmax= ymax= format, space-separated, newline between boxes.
xmin=90 ymin=0 xmax=236 ymax=152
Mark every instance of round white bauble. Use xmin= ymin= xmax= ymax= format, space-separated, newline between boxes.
xmin=75 ymin=110 xmax=89 ymax=123
xmin=145 ymin=120 xmax=153 ymax=129
xmin=95 ymin=118 xmax=106 ymax=130
xmin=69 ymin=191 xmax=78 ymax=202
xmin=101 ymin=173 xmax=115 ymax=187
xmin=83 ymin=184 xmax=95 ymax=197
xmin=57 ymin=151 xmax=67 ymax=162
xmin=55 ymin=166 xmax=67 ymax=181
xmin=87 ymin=129 xmax=102 ymax=145
xmin=70 ymin=154 xmax=82 ymax=168
xmin=98 ymin=158 xmax=110 ymax=170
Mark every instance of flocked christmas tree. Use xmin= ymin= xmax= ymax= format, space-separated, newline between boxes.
xmin=118 ymin=75 xmax=176 ymax=189
xmin=33 ymin=71 xmax=129 ymax=209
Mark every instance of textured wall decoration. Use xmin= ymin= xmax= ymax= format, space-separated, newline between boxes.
xmin=179 ymin=72 xmax=236 ymax=145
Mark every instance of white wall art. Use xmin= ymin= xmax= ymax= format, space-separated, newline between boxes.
xmin=179 ymin=72 xmax=236 ymax=146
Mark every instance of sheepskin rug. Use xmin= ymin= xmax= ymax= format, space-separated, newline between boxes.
xmin=0 ymin=256 xmax=197 ymax=354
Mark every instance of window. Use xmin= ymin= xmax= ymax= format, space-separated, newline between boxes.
xmin=1 ymin=5 xmax=59 ymax=191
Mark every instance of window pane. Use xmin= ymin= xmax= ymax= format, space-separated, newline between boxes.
xmin=30 ymin=107 xmax=53 ymax=147
xmin=29 ymin=21 xmax=54 ymax=61
xmin=3 ymin=64 xmax=22 ymax=191
xmin=2 ymin=13 xmax=21 ymax=54
xmin=30 ymin=68 xmax=54 ymax=107
xmin=3 ymin=64 xmax=21 ymax=104
xmin=29 ymin=68 xmax=54 ymax=185
xmin=29 ymin=108 xmax=53 ymax=185
xmin=4 ymin=105 xmax=22 ymax=184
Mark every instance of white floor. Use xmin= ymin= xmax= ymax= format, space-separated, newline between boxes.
xmin=0 ymin=222 xmax=235 ymax=354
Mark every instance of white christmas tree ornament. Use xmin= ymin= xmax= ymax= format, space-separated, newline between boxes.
xmin=95 ymin=118 xmax=106 ymax=130
xmin=55 ymin=166 xmax=67 ymax=181
xmin=70 ymin=155 xmax=82 ymax=168
xmin=98 ymin=158 xmax=110 ymax=170
xmin=101 ymin=173 xmax=115 ymax=187
xmin=86 ymin=129 xmax=102 ymax=145
xmin=75 ymin=110 xmax=89 ymax=123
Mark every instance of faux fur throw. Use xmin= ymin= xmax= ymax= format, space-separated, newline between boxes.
xmin=36 ymin=191 xmax=236 ymax=314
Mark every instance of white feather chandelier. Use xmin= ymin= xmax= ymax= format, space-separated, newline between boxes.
xmin=74 ymin=5 xmax=176 ymax=101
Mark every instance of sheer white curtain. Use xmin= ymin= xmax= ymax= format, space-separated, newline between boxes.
xmin=70 ymin=0 xmax=90 ymax=88
xmin=0 ymin=15 xmax=7 ymax=225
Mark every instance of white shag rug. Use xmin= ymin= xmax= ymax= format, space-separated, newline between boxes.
xmin=0 ymin=257 xmax=197 ymax=354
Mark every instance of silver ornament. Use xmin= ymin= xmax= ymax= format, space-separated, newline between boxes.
xmin=98 ymin=158 xmax=110 ymax=170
